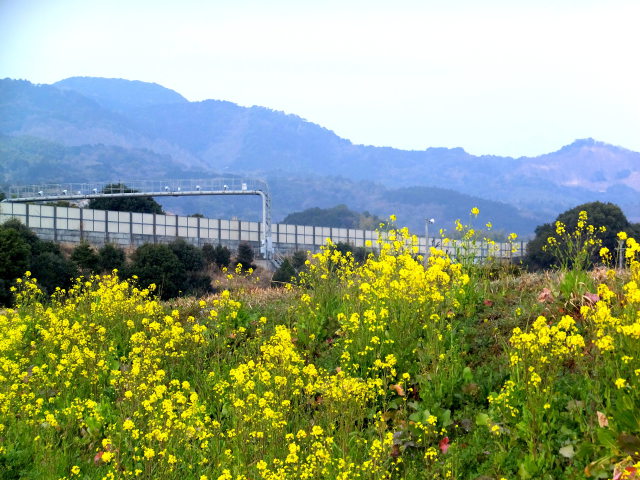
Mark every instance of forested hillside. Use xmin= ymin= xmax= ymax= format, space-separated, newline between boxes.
xmin=2 ymin=77 xmax=639 ymax=233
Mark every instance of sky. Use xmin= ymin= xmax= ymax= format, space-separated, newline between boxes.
xmin=1 ymin=0 xmax=639 ymax=157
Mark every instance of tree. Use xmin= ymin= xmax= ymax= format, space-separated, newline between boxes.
xmin=128 ymin=244 xmax=185 ymax=299
xmin=169 ymin=239 xmax=205 ymax=272
xmin=30 ymin=252 xmax=77 ymax=295
xmin=235 ymin=242 xmax=255 ymax=271
xmin=169 ymin=239 xmax=212 ymax=295
xmin=524 ymin=201 xmax=633 ymax=270
xmin=0 ymin=228 xmax=32 ymax=304
xmin=71 ymin=242 xmax=99 ymax=273
xmin=88 ymin=183 xmax=164 ymax=214
xmin=271 ymin=258 xmax=296 ymax=287
xmin=291 ymin=250 xmax=308 ymax=271
xmin=203 ymin=244 xmax=232 ymax=270
xmin=97 ymin=243 xmax=126 ymax=273
xmin=282 ymin=204 xmax=382 ymax=229
xmin=0 ymin=219 xmax=77 ymax=304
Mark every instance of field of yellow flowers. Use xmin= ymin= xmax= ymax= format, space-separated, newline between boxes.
xmin=1 ymin=213 xmax=639 ymax=480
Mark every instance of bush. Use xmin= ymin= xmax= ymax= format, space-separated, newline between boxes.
xmin=182 ymin=271 xmax=213 ymax=297
xmin=128 ymin=242 xmax=211 ymax=299
xmin=271 ymin=251 xmax=311 ymax=287
xmin=335 ymin=242 xmax=370 ymax=264
xmin=169 ymin=240 xmax=211 ymax=296
xmin=97 ymin=243 xmax=126 ymax=273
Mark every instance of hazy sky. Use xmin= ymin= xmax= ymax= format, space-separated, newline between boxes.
xmin=1 ymin=0 xmax=639 ymax=157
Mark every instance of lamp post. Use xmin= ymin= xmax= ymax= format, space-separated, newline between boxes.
xmin=425 ymin=218 xmax=435 ymax=265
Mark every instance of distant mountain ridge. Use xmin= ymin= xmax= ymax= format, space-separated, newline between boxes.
xmin=54 ymin=77 xmax=188 ymax=111
xmin=1 ymin=76 xmax=638 ymax=232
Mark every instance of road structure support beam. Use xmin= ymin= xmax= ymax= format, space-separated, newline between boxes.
xmin=3 ymin=178 xmax=274 ymax=259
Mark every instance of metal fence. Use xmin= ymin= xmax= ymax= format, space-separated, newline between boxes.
xmin=0 ymin=202 xmax=527 ymax=259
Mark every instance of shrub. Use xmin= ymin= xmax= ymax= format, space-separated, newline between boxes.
xmin=291 ymin=250 xmax=308 ymax=271
xmin=169 ymin=239 xmax=212 ymax=296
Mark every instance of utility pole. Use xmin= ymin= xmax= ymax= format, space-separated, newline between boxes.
xmin=425 ymin=218 xmax=435 ymax=265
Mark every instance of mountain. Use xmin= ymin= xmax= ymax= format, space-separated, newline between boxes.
xmin=0 ymin=78 xmax=208 ymax=169
xmin=1 ymin=76 xmax=638 ymax=232
xmin=53 ymin=77 xmax=187 ymax=112
xmin=0 ymin=134 xmax=199 ymax=183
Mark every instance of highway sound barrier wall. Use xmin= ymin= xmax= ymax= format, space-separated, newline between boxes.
xmin=0 ymin=203 xmax=525 ymax=259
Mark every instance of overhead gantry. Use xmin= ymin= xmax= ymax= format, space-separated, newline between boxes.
xmin=2 ymin=178 xmax=274 ymax=259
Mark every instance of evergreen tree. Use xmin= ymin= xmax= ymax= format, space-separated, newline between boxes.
xmin=71 ymin=242 xmax=99 ymax=273
xmin=31 ymin=252 xmax=77 ymax=295
xmin=129 ymin=244 xmax=185 ymax=299
xmin=0 ymin=219 xmax=77 ymax=304
xmin=271 ymin=258 xmax=297 ymax=287
xmin=97 ymin=243 xmax=126 ymax=273
xmin=169 ymin=239 xmax=205 ymax=272
xmin=202 ymin=244 xmax=232 ymax=270
xmin=0 ymin=228 xmax=32 ymax=304
xmin=524 ymin=201 xmax=633 ymax=270
xmin=88 ymin=183 xmax=164 ymax=214
xmin=235 ymin=242 xmax=255 ymax=271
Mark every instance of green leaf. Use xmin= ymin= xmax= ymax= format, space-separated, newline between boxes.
xmin=596 ymin=428 xmax=617 ymax=450
xmin=440 ymin=409 xmax=452 ymax=427
xmin=409 ymin=412 xmax=422 ymax=423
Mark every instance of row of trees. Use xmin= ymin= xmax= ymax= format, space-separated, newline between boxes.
xmin=282 ymin=204 xmax=383 ymax=230
xmin=0 ymin=215 xmax=258 ymax=304
xmin=0 ymin=219 xmax=77 ymax=304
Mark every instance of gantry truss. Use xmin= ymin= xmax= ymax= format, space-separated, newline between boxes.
xmin=3 ymin=178 xmax=274 ymax=259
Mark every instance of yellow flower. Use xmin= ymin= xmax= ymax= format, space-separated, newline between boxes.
xmin=101 ymin=451 xmax=114 ymax=462
xmin=615 ymin=378 xmax=627 ymax=389
xmin=471 ymin=207 xmax=480 ymax=216
xmin=71 ymin=465 xmax=80 ymax=475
